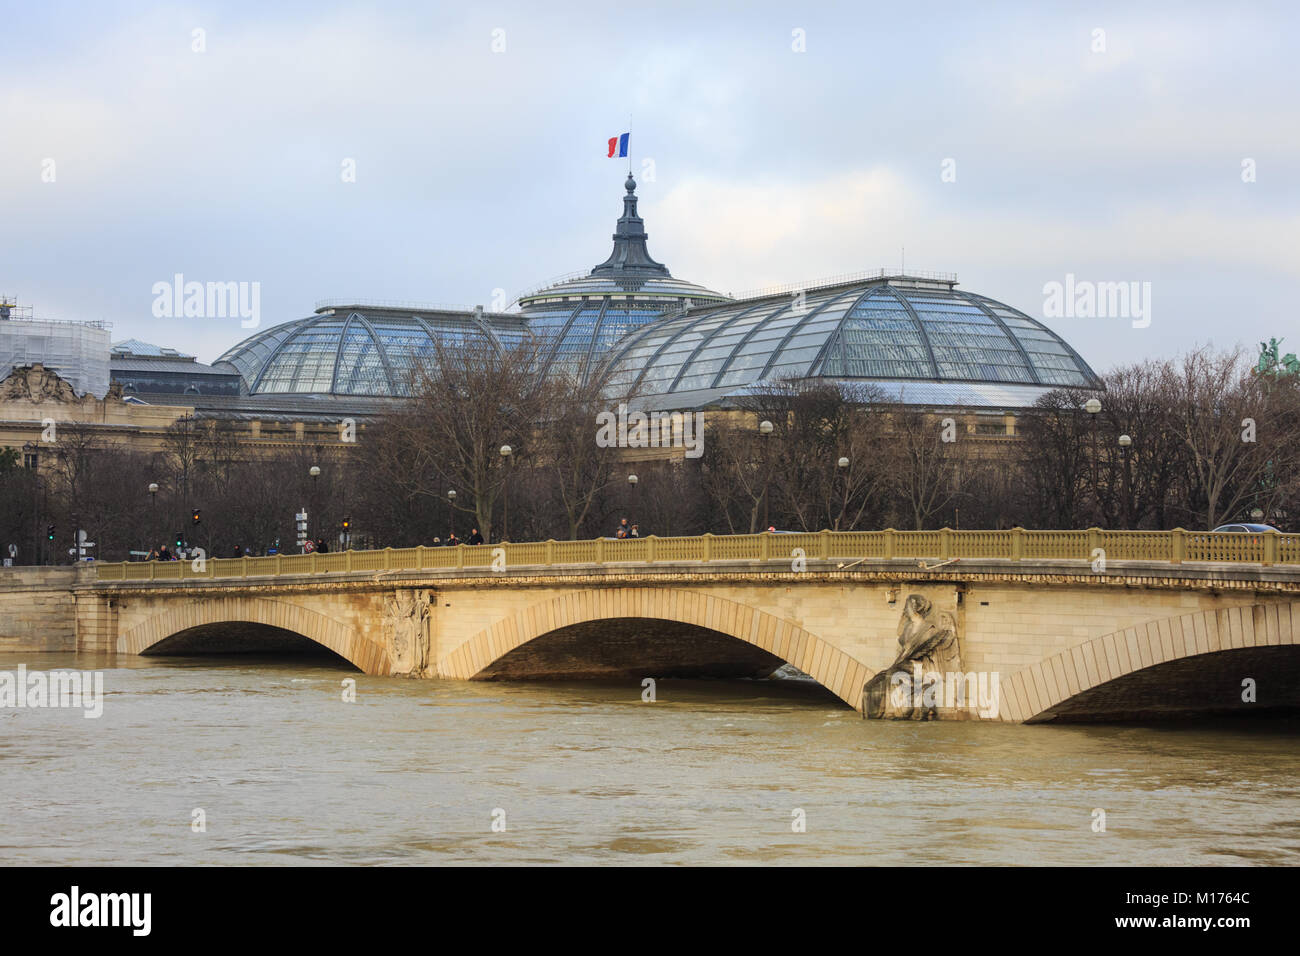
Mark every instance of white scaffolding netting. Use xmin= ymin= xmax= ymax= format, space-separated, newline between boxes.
xmin=0 ymin=317 xmax=111 ymax=398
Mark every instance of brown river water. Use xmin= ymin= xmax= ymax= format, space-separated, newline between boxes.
xmin=1 ymin=650 xmax=1298 ymax=866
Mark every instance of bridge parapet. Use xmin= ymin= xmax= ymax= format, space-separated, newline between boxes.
xmin=91 ymin=527 xmax=1300 ymax=583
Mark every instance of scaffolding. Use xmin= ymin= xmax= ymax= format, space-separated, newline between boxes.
xmin=0 ymin=297 xmax=111 ymax=398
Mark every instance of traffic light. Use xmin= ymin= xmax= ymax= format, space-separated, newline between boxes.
xmin=191 ymin=509 xmax=201 ymax=526
xmin=46 ymin=524 xmax=55 ymax=541
xmin=341 ymin=517 xmax=350 ymax=531
xmin=175 ymin=533 xmax=183 ymax=548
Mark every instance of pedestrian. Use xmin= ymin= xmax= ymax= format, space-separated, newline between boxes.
xmin=630 ymin=524 xmax=640 ymax=538
xmin=433 ymin=536 xmax=442 ymax=546
xmin=315 ymin=538 xmax=329 ymax=554
xmin=146 ymin=547 xmax=160 ymax=562
xmin=468 ymin=528 xmax=484 ymax=545
xmin=230 ymin=545 xmax=242 ymax=558
xmin=446 ymin=531 xmax=460 ymax=547
xmin=616 ymin=517 xmax=630 ymax=539
xmin=158 ymin=544 xmax=173 ymax=561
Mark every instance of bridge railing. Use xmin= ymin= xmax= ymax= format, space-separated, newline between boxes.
xmin=90 ymin=527 xmax=1300 ymax=582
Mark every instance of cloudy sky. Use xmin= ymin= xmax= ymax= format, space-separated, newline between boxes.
xmin=2 ymin=0 xmax=1296 ymax=370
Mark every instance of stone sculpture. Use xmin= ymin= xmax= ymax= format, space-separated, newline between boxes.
xmin=0 ymin=364 xmax=78 ymax=403
xmin=384 ymin=588 xmax=431 ymax=677
xmin=862 ymin=593 xmax=962 ymax=719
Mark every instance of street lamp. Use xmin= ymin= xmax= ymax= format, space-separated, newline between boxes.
xmin=758 ymin=420 xmax=774 ymax=531
xmin=447 ymin=489 xmax=457 ymax=538
xmin=836 ymin=457 xmax=850 ymax=531
xmin=148 ymin=483 xmax=158 ymax=554
xmin=24 ymin=441 xmax=39 ymax=564
xmin=1085 ymin=398 xmax=1102 ymax=523
xmin=1117 ymin=434 xmax=1133 ymax=529
xmin=1251 ymin=508 xmax=1264 ymax=522
xmin=309 ymin=465 xmax=321 ymax=544
xmin=499 ymin=445 xmax=513 ymax=542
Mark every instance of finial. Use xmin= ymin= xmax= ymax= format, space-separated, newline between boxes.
xmin=625 ymin=173 xmax=636 ymax=194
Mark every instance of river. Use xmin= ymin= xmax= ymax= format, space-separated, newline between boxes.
xmin=2 ymin=651 xmax=1297 ymax=866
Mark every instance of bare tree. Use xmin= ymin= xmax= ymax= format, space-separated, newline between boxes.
xmin=888 ymin=405 xmax=959 ymax=530
xmin=535 ymin=366 xmax=622 ymax=539
xmin=403 ymin=334 xmax=548 ymax=542
xmin=1016 ymin=389 xmax=1095 ymax=528
xmin=1166 ymin=347 xmax=1281 ymax=528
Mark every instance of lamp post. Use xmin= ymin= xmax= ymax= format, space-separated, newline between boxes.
xmin=447 ymin=489 xmax=457 ymax=538
xmin=1251 ymin=507 xmax=1265 ymax=524
xmin=837 ymin=456 xmax=850 ymax=530
xmin=309 ymin=465 xmax=320 ymax=546
xmin=24 ymin=442 xmax=39 ymax=564
xmin=148 ymin=483 xmax=158 ymax=554
xmin=499 ymin=445 xmax=513 ymax=542
xmin=1117 ymin=434 xmax=1132 ymax=529
xmin=178 ymin=414 xmax=193 ymax=548
xmin=758 ymin=420 xmax=773 ymax=532
xmin=1085 ymin=398 xmax=1101 ymax=524
xmin=627 ymin=473 xmax=638 ymax=510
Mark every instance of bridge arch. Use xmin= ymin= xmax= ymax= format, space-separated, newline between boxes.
xmin=120 ymin=596 xmax=390 ymax=674
xmin=1007 ymin=602 xmax=1300 ymax=723
xmin=438 ymin=586 xmax=872 ymax=710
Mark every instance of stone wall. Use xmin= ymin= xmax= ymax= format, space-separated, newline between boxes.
xmin=0 ymin=566 xmax=84 ymax=652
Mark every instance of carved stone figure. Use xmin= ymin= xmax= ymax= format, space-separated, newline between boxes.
xmin=384 ymin=588 xmax=431 ymax=677
xmin=0 ymin=364 xmax=78 ymax=403
xmin=862 ymin=594 xmax=963 ymax=720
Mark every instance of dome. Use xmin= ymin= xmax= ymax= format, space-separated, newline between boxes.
xmin=214 ymin=304 xmax=528 ymax=396
xmin=602 ymin=273 xmax=1102 ymax=409
xmin=518 ymin=174 xmax=730 ymax=379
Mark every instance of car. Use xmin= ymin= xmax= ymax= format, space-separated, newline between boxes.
xmin=1210 ymin=523 xmax=1279 ymax=534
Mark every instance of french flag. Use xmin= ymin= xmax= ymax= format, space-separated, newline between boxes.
xmin=606 ymin=133 xmax=629 ymax=158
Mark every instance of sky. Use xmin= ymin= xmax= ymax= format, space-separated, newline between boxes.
xmin=2 ymin=0 xmax=1297 ymax=370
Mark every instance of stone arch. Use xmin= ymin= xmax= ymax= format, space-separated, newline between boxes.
xmin=120 ymin=596 xmax=390 ymax=674
xmin=1004 ymin=602 xmax=1299 ymax=723
xmin=437 ymin=586 xmax=871 ymax=710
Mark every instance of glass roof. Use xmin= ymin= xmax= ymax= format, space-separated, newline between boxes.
xmin=213 ymin=281 xmax=1100 ymax=405
xmin=215 ymin=307 xmax=528 ymax=396
xmin=604 ymin=279 xmax=1102 ymax=398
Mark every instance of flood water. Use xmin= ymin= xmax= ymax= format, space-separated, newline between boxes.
xmin=2 ymin=650 xmax=1298 ymax=866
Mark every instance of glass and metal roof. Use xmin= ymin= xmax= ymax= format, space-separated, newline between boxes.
xmin=209 ymin=175 xmax=1100 ymax=410
xmin=517 ymin=173 xmax=730 ymax=381
xmin=602 ymin=275 xmax=1102 ymax=409
xmin=214 ymin=305 xmax=528 ymax=396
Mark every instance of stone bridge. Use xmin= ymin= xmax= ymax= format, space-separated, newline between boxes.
xmin=4 ymin=529 xmax=1300 ymax=722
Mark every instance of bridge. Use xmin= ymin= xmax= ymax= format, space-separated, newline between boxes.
xmin=4 ymin=528 xmax=1299 ymax=722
